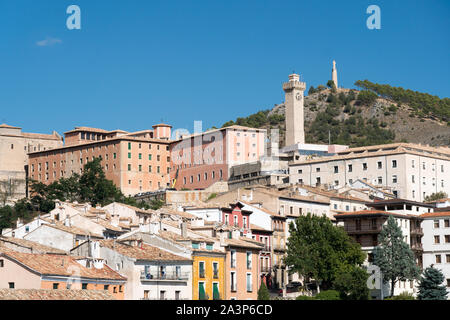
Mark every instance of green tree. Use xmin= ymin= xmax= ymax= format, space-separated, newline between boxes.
xmin=333 ymin=265 xmax=370 ymax=300
xmin=257 ymin=282 xmax=271 ymax=300
xmin=78 ymin=157 xmax=122 ymax=206
xmin=285 ymin=214 xmax=366 ymax=291
xmin=373 ymin=216 xmax=420 ymax=297
xmin=315 ymin=290 xmax=341 ymax=300
xmin=424 ymin=192 xmax=448 ymax=202
xmin=308 ymin=86 xmax=316 ymax=95
xmin=417 ymin=266 xmax=448 ymax=300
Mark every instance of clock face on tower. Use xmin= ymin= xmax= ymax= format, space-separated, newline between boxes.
xmin=295 ymin=92 xmax=301 ymax=101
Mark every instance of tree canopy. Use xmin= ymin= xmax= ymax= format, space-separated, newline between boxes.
xmin=373 ymin=216 xmax=420 ymax=297
xmin=285 ymin=213 xmax=366 ymax=291
xmin=417 ymin=266 xmax=448 ymax=300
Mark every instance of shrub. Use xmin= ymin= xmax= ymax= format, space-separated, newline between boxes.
xmin=296 ymin=295 xmax=315 ymax=300
xmin=385 ymin=292 xmax=415 ymax=300
xmin=315 ymin=290 xmax=341 ymax=300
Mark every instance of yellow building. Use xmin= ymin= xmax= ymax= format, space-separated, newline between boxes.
xmin=192 ymin=248 xmax=226 ymax=300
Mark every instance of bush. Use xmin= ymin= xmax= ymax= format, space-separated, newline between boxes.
xmin=385 ymin=292 xmax=415 ymax=300
xmin=296 ymin=295 xmax=315 ymax=300
xmin=315 ymin=290 xmax=341 ymax=300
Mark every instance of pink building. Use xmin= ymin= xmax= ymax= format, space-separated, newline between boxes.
xmin=170 ymin=125 xmax=266 ymax=190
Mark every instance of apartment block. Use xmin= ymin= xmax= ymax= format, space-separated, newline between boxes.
xmin=170 ymin=125 xmax=266 ymax=190
xmin=289 ymin=143 xmax=450 ymax=202
xmin=0 ymin=124 xmax=63 ymax=202
xmin=28 ymin=125 xmax=172 ymax=196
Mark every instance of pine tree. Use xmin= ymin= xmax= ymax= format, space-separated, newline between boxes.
xmin=257 ymin=282 xmax=271 ymax=300
xmin=373 ymin=216 xmax=420 ymax=297
xmin=417 ymin=266 xmax=448 ymax=300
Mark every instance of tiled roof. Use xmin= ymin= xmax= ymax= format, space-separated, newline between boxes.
xmin=224 ymin=237 xmax=264 ymax=250
xmin=0 ymin=237 xmax=66 ymax=254
xmin=334 ymin=210 xmax=410 ymax=219
xmin=42 ymin=222 xmax=104 ymax=238
xmin=0 ymin=289 xmax=116 ymax=300
xmin=296 ymin=185 xmax=368 ymax=203
xmin=157 ymin=207 xmax=198 ymax=220
xmin=250 ymin=224 xmax=271 ymax=232
xmin=0 ymin=123 xmax=21 ymax=129
xmin=0 ymin=250 xmax=126 ymax=280
xmin=420 ymin=212 xmax=450 ymax=218
xmin=99 ymin=240 xmax=191 ymax=262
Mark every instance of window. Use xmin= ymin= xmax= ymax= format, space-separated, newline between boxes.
xmin=392 ymin=160 xmax=397 ymax=168
xmin=128 ymin=142 xmax=131 ymax=150
xmin=128 ymin=164 xmax=131 ymax=171
xmin=446 ymin=235 xmax=450 ymax=243
xmin=298 ymin=169 xmax=302 ymax=174
xmin=434 ymin=220 xmax=440 ymax=228
xmin=392 ymin=175 xmax=397 ymax=183
xmin=8 ymin=282 xmax=14 ymax=289
xmin=423 ymin=162 xmax=426 ymax=170
xmin=377 ymin=161 xmax=382 ymax=169
xmin=0 ymin=260 xmax=3 ymax=267
xmin=445 ymin=220 xmax=450 ymax=228
xmin=316 ymin=167 xmax=320 ymax=172
xmin=160 ymin=290 xmax=165 ymax=300
xmin=231 ymin=272 xmax=237 ymax=291
xmin=246 ymin=252 xmax=252 ymax=269
xmin=334 ymin=166 xmax=338 ymax=173
xmin=138 ymin=165 xmax=142 ymax=172
xmin=175 ymin=291 xmax=181 ymax=300
xmin=213 ymin=262 xmax=219 ymax=279
xmin=53 ymin=283 xmax=59 ymax=290
xmin=246 ymin=273 xmax=252 ymax=292
xmin=447 ymin=255 xmax=450 ymax=263
xmin=82 ymin=283 xmax=88 ymax=290
xmin=231 ymin=250 xmax=236 ymax=268
xmin=434 ymin=235 xmax=440 ymax=244
xmin=436 ymin=255 xmax=442 ymax=264
xmin=104 ymin=285 xmax=109 ymax=290
xmin=199 ymin=261 xmax=205 ymax=278
xmin=149 ymin=165 xmax=152 ymax=172
xmin=144 ymin=290 xmax=149 ymax=300
xmin=348 ymin=164 xmax=352 ymax=172
xmin=378 ymin=177 xmax=382 ymax=185
xmin=243 ymin=216 xmax=247 ymax=228
xmin=363 ymin=163 xmax=367 ymax=170
xmin=128 ymin=152 xmax=131 ymax=159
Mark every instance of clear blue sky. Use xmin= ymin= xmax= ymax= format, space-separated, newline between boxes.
xmin=0 ymin=0 xmax=449 ymax=136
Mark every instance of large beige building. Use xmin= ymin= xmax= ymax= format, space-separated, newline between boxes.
xmin=0 ymin=124 xmax=63 ymax=203
xmin=289 ymin=143 xmax=450 ymax=202
xmin=28 ymin=124 xmax=172 ymax=196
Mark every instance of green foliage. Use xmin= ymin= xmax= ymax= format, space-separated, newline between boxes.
xmin=148 ymin=198 xmax=164 ymax=210
xmin=257 ymin=282 xmax=271 ymax=300
xmin=417 ymin=266 xmax=448 ymax=300
xmin=355 ymin=79 xmax=450 ymax=122
xmin=295 ymin=295 xmax=315 ymax=300
xmin=424 ymin=192 xmax=448 ymax=202
xmin=373 ymin=216 xmax=421 ymax=297
xmin=385 ymin=292 xmax=416 ymax=300
xmin=285 ymin=214 xmax=366 ymax=291
xmin=333 ymin=265 xmax=370 ymax=300
xmin=315 ymin=290 xmax=341 ymax=300
xmin=356 ymin=90 xmax=378 ymax=106
xmin=308 ymin=86 xmax=316 ymax=95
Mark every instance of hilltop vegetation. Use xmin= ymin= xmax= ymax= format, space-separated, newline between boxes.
xmin=221 ymin=80 xmax=450 ymax=147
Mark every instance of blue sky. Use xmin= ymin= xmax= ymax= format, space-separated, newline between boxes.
xmin=0 ymin=0 xmax=448 ymax=136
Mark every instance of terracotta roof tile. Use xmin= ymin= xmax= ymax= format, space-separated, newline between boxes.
xmin=0 ymin=289 xmax=116 ymax=300
xmin=99 ymin=239 xmax=191 ymax=262
xmin=0 ymin=250 xmax=126 ymax=281
xmin=420 ymin=211 xmax=450 ymax=218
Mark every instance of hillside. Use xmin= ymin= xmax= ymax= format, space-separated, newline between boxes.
xmin=221 ymin=81 xmax=450 ymax=148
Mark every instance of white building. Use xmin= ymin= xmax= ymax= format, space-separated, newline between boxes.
xmin=420 ymin=211 xmax=450 ymax=298
xmin=289 ymin=143 xmax=450 ymax=202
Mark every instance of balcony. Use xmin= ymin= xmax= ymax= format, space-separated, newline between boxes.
xmin=410 ymin=243 xmax=423 ymax=251
xmin=410 ymin=228 xmax=424 ymax=236
xmin=273 ymin=244 xmax=286 ymax=252
xmin=260 ymin=266 xmax=271 ymax=273
xmin=344 ymin=225 xmax=382 ymax=235
xmin=140 ymin=271 xmax=189 ymax=282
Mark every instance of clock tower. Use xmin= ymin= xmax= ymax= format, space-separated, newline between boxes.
xmin=283 ymin=73 xmax=306 ymax=147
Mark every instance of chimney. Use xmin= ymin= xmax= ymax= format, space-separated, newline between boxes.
xmin=181 ymin=222 xmax=187 ymax=238
xmin=64 ymin=217 xmax=71 ymax=227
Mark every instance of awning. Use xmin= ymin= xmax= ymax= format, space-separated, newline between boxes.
xmin=213 ymin=283 xmax=220 ymax=300
xmin=199 ymin=282 xmax=206 ymax=300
